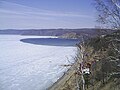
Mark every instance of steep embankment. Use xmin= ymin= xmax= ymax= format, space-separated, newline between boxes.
xmin=48 ymin=30 xmax=120 ymax=90
xmin=86 ymin=30 xmax=120 ymax=90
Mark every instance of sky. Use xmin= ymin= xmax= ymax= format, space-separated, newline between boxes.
xmin=0 ymin=0 xmax=96 ymax=29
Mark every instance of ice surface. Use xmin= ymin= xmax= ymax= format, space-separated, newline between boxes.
xmin=0 ymin=35 xmax=77 ymax=90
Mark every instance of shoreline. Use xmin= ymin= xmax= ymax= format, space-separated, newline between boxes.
xmin=48 ymin=58 xmax=81 ymax=90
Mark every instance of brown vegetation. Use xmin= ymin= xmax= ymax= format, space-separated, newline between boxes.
xmin=48 ymin=30 xmax=120 ymax=90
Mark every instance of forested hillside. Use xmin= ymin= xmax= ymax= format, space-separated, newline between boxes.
xmin=0 ymin=29 xmax=113 ymax=37
xmin=49 ymin=30 xmax=120 ymax=90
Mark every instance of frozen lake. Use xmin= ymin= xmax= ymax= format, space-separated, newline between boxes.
xmin=0 ymin=35 xmax=79 ymax=90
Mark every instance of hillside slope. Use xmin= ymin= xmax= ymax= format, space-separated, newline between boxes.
xmin=48 ymin=30 xmax=120 ymax=90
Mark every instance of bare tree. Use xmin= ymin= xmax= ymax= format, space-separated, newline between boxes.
xmin=94 ymin=0 xmax=120 ymax=29
xmin=112 ymin=0 xmax=120 ymax=9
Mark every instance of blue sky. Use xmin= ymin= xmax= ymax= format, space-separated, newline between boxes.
xmin=0 ymin=0 xmax=96 ymax=29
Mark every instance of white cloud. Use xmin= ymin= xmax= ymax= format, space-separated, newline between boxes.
xmin=0 ymin=1 xmax=93 ymax=18
xmin=0 ymin=1 xmax=95 ymax=29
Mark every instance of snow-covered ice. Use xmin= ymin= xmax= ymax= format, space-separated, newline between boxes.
xmin=0 ymin=35 xmax=77 ymax=90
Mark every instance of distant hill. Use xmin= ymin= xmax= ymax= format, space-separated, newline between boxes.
xmin=0 ymin=28 xmax=114 ymax=38
xmin=58 ymin=32 xmax=79 ymax=39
